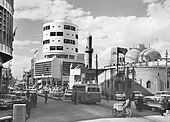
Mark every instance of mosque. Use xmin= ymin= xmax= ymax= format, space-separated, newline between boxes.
xmin=99 ymin=44 xmax=170 ymax=97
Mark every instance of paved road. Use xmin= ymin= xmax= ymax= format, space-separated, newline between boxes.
xmin=1 ymin=96 xmax=169 ymax=122
xmin=26 ymin=96 xmax=168 ymax=122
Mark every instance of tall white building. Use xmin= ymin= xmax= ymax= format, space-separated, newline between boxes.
xmin=43 ymin=20 xmax=79 ymax=60
xmin=34 ymin=20 xmax=84 ymax=87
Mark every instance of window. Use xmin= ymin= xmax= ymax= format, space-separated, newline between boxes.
xmin=50 ymin=46 xmax=63 ymax=50
xmin=57 ymin=32 xmax=63 ymax=36
xmin=64 ymin=39 xmax=70 ymax=44
xmin=50 ymin=46 xmax=55 ymax=50
xmin=75 ymin=48 xmax=78 ymax=52
xmin=43 ymin=39 xmax=50 ymax=44
xmin=50 ymin=32 xmax=56 ymax=36
xmin=146 ymin=80 xmax=151 ymax=88
xmin=71 ymin=40 xmax=75 ymax=45
xmin=57 ymin=46 xmax=63 ymax=50
xmin=64 ymin=25 xmax=70 ymax=30
xmin=71 ymin=26 xmax=75 ymax=31
xmin=69 ymin=55 xmax=74 ymax=59
xmin=76 ymin=34 xmax=78 ymax=39
xmin=47 ymin=25 xmax=50 ymax=30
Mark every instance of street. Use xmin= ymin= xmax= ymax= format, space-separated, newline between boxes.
xmin=25 ymin=96 xmax=168 ymax=122
xmin=0 ymin=96 xmax=169 ymax=122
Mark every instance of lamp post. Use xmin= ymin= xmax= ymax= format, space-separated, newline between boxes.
xmin=47 ymin=67 xmax=50 ymax=85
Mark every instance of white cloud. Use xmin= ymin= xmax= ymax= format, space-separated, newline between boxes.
xmin=14 ymin=0 xmax=90 ymax=21
xmin=14 ymin=40 xmax=41 ymax=47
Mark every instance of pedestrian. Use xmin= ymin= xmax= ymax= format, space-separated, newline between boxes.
xmin=45 ymin=91 xmax=48 ymax=104
xmin=74 ymin=89 xmax=77 ymax=105
xmin=105 ymin=92 xmax=110 ymax=102
xmin=161 ymin=97 xmax=168 ymax=116
xmin=26 ymin=98 xmax=31 ymax=119
xmin=137 ymin=96 xmax=143 ymax=111
xmin=30 ymin=93 xmax=34 ymax=109
xmin=26 ymin=90 xmax=30 ymax=99
xmin=34 ymin=93 xmax=37 ymax=108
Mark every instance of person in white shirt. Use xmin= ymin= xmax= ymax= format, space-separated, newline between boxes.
xmin=122 ymin=97 xmax=130 ymax=113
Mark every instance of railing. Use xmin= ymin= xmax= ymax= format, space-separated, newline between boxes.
xmin=0 ymin=116 xmax=12 ymax=122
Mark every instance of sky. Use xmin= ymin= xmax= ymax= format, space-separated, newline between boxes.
xmin=5 ymin=0 xmax=170 ymax=79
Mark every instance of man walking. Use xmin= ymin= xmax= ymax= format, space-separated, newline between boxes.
xmin=26 ymin=98 xmax=31 ymax=119
xmin=74 ymin=89 xmax=77 ymax=105
xmin=45 ymin=91 xmax=48 ymax=104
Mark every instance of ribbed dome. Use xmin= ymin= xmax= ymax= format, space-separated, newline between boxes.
xmin=126 ymin=49 xmax=140 ymax=63
xmin=138 ymin=48 xmax=161 ymax=62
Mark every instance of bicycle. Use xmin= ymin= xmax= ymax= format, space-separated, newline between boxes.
xmin=112 ymin=103 xmax=132 ymax=118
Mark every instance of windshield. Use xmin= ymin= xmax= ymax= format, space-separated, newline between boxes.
xmin=87 ymin=87 xmax=100 ymax=92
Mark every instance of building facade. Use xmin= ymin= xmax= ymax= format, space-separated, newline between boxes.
xmin=34 ymin=20 xmax=84 ymax=87
xmin=99 ymin=45 xmax=170 ymax=97
xmin=0 ymin=0 xmax=14 ymax=92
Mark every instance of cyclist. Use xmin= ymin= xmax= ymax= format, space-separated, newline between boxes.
xmin=122 ymin=96 xmax=131 ymax=113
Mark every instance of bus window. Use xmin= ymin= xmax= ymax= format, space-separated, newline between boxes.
xmin=87 ymin=87 xmax=100 ymax=92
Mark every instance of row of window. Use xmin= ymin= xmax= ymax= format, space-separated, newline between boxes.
xmin=48 ymin=32 xmax=78 ymax=39
xmin=43 ymin=25 xmax=76 ymax=31
xmin=43 ymin=39 xmax=76 ymax=45
xmin=49 ymin=46 xmax=78 ymax=52
xmin=45 ymin=54 xmax=75 ymax=59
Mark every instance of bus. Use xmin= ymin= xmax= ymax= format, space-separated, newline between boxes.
xmin=72 ymin=84 xmax=101 ymax=103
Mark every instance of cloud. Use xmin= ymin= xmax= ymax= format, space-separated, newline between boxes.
xmin=14 ymin=40 xmax=41 ymax=47
xmin=14 ymin=0 xmax=90 ymax=21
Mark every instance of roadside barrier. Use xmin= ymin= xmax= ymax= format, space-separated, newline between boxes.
xmin=13 ymin=104 xmax=26 ymax=122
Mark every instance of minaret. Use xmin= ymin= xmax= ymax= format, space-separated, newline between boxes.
xmin=85 ymin=34 xmax=94 ymax=69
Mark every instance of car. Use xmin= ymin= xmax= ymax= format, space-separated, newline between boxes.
xmin=140 ymin=96 xmax=164 ymax=112
xmin=133 ymin=91 xmax=144 ymax=105
xmin=53 ymin=89 xmax=64 ymax=97
xmin=63 ymin=89 xmax=73 ymax=100
xmin=133 ymin=91 xmax=143 ymax=100
xmin=114 ymin=91 xmax=126 ymax=101
xmin=13 ymin=91 xmax=27 ymax=103
xmin=155 ymin=91 xmax=170 ymax=96
xmin=0 ymin=94 xmax=24 ymax=109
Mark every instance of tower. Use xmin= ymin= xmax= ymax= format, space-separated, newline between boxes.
xmin=85 ymin=34 xmax=93 ymax=69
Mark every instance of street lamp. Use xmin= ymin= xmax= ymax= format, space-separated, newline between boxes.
xmin=47 ymin=67 xmax=50 ymax=85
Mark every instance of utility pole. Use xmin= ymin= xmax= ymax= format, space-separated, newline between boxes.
xmin=165 ymin=49 xmax=168 ymax=89
xmin=96 ymin=54 xmax=98 ymax=84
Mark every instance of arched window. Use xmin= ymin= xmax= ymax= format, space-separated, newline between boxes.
xmin=146 ymin=80 xmax=151 ymax=88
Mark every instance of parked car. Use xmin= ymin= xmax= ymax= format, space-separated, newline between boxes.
xmin=133 ymin=91 xmax=143 ymax=99
xmin=114 ymin=91 xmax=126 ymax=101
xmin=53 ymin=89 xmax=64 ymax=97
xmin=140 ymin=96 xmax=164 ymax=112
xmin=63 ymin=89 xmax=73 ymax=100
xmin=13 ymin=91 xmax=27 ymax=103
xmin=155 ymin=91 xmax=170 ymax=96
xmin=0 ymin=94 xmax=24 ymax=109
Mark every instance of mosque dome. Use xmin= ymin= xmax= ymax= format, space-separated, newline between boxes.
xmin=138 ymin=48 xmax=161 ymax=62
xmin=126 ymin=49 xmax=140 ymax=63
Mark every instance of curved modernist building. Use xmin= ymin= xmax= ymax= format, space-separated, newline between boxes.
xmin=34 ymin=20 xmax=84 ymax=87
xmin=0 ymin=0 xmax=14 ymax=91
xmin=43 ymin=20 xmax=79 ymax=60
